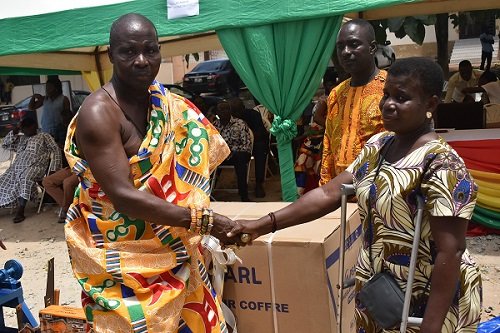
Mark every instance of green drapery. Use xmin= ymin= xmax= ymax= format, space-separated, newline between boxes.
xmin=217 ymin=16 xmax=342 ymax=201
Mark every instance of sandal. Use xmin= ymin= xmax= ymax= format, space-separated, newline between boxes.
xmin=13 ymin=215 xmax=25 ymax=223
xmin=57 ymin=216 xmax=66 ymax=224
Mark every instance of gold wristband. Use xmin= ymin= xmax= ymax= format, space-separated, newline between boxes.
xmin=196 ymin=209 xmax=203 ymax=233
xmin=189 ymin=207 xmax=198 ymax=233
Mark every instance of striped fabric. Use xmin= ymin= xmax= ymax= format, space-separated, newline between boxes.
xmin=64 ymin=81 xmax=230 ymax=332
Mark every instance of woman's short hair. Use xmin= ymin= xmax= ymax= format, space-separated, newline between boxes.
xmin=388 ymin=57 xmax=444 ymax=98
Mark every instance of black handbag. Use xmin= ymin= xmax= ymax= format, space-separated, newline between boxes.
xmin=358 ymin=271 xmax=405 ymax=329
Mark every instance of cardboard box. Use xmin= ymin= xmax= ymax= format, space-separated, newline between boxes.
xmin=211 ymin=202 xmax=361 ymax=333
xmin=39 ymin=305 xmax=90 ymax=333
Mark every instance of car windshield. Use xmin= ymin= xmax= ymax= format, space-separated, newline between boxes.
xmin=192 ymin=60 xmax=228 ymax=72
xmin=15 ymin=97 xmax=31 ymax=109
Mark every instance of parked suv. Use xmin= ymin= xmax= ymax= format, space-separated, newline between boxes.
xmin=0 ymin=90 xmax=90 ymax=136
xmin=183 ymin=59 xmax=243 ymax=96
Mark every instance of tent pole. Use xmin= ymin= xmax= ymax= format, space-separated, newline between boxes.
xmin=94 ymin=47 xmax=105 ymax=87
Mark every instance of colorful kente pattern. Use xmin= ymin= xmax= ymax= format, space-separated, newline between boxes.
xmin=347 ymin=132 xmax=482 ymax=333
xmin=64 ymin=81 xmax=230 ymax=332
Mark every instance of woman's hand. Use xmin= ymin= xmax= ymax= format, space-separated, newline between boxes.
xmin=227 ymin=217 xmax=272 ymax=245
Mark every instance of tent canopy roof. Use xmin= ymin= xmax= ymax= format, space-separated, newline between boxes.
xmin=0 ymin=0 xmax=497 ymax=73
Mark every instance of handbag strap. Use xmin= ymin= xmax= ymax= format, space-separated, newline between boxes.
xmin=366 ymin=137 xmax=437 ymax=274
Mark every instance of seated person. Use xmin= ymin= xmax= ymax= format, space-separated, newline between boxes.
xmin=253 ymin=98 xmax=273 ymax=133
xmin=229 ymin=97 xmax=269 ymax=198
xmin=463 ymin=71 xmax=500 ymax=127
xmin=294 ymin=99 xmax=327 ymax=196
xmin=444 ymin=60 xmax=483 ymax=103
xmin=462 ymin=71 xmax=499 ymax=103
xmin=213 ymin=101 xmax=253 ymax=201
xmin=0 ymin=117 xmax=62 ymax=223
xmin=42 ymin=166 xmax=79 ymax=223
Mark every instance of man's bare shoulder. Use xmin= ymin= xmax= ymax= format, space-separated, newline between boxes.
xmin=78 ymin=90 xmax=115 ymax=120
xmin=77 ymin=89 xmax=120 ymax=132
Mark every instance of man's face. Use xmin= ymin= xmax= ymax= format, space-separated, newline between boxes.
xmin=108 ymin=20 xmax=161 ymax=88
xmin=45 ymin=82 xmax=57 ymax=97
xmin=459 ymin=64 xmax=473 ymax=81
xmin=336 ymin=24 xmax=375 ymax=74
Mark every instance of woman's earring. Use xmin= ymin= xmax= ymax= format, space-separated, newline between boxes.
xmin=426 ymin=112 xmax=432 ymax=119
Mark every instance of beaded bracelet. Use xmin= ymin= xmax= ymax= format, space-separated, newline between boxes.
xmin=189 ymin=207 xmax=198 ymax=233
xmin=196 ymin=208 xmax=203 ymax=232
xmin=188 ymin=207 xmax=214 ymax=236
xmin=268 ymin=212 xmax=277 ymax=233
xmin=206 ymin=209 xmax=214 ymax=235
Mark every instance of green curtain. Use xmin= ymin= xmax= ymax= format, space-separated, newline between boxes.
xmin=217 ymin=16 xmax=342 ymax=201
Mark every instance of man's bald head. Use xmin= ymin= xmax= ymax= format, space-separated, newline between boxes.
xmin=109 ymin=13 xmax=158 ymax=48
xmin=340 ymin=19 xmax=376 ymax=43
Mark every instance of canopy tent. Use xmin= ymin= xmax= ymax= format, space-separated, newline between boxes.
xmin=1 ymin=0 xmax=498 ymax=202
xmin=0 ymin=0 xmax=497 ymax=77
xmin=0 ymin=0 xmax=411 ymax=201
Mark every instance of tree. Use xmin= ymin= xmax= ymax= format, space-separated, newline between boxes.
xmin=370 ymin=10 xmax=500 ymax=78
xmin=435 ymin=13 xmax=449 ymax=78
xmin=184 ymin=53 xmax=200 ymax=68
xmin=370 ymin=16 xmax=437 ymax=46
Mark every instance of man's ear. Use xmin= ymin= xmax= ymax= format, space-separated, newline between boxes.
xmin=369 ymin=41 xmax=378 ymax=55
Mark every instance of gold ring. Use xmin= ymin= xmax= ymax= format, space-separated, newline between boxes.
xmin=240 ymin=233 xmax=251 ymax=243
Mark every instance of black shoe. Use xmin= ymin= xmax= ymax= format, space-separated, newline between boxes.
xmin=13 ymin=215 xmax=25 ymax=223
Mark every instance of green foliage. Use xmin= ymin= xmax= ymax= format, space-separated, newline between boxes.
xmin=370 ymin=15 xmax=437 ymax=46
xmin=449 ymin=10 xmax=500 ymax=29
xmin=184 ymin=53 xmax=200 ymax=68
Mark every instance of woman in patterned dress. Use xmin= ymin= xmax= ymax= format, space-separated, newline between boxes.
xmin=231 ymin=57 xmax=482 ymax=332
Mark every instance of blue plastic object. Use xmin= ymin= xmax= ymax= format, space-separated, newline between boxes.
xmin=0 ymin=260 xmax=38 ymax=332
xmin=0 ymin=260 xmax=23 ymax=290
xmin=478 ymin=317 xmax=500 ymax=333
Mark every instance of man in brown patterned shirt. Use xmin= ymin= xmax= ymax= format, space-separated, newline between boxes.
xmin=320 ymin=19 xmax=385 ymax=185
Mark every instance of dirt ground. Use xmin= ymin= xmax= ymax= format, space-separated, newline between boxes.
xmin=0 ymin=162 xmax=498 ymax=329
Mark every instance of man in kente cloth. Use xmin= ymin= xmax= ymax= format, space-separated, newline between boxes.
xmin=64 ymin=13 xmax=241 ymax=332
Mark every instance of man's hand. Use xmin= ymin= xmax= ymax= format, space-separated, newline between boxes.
xmin=210 ymin=213 xmax=245 ymax=246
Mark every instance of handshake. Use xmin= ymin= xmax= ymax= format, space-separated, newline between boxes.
xmin=202 ymin=211 xmax=277 ymax=247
